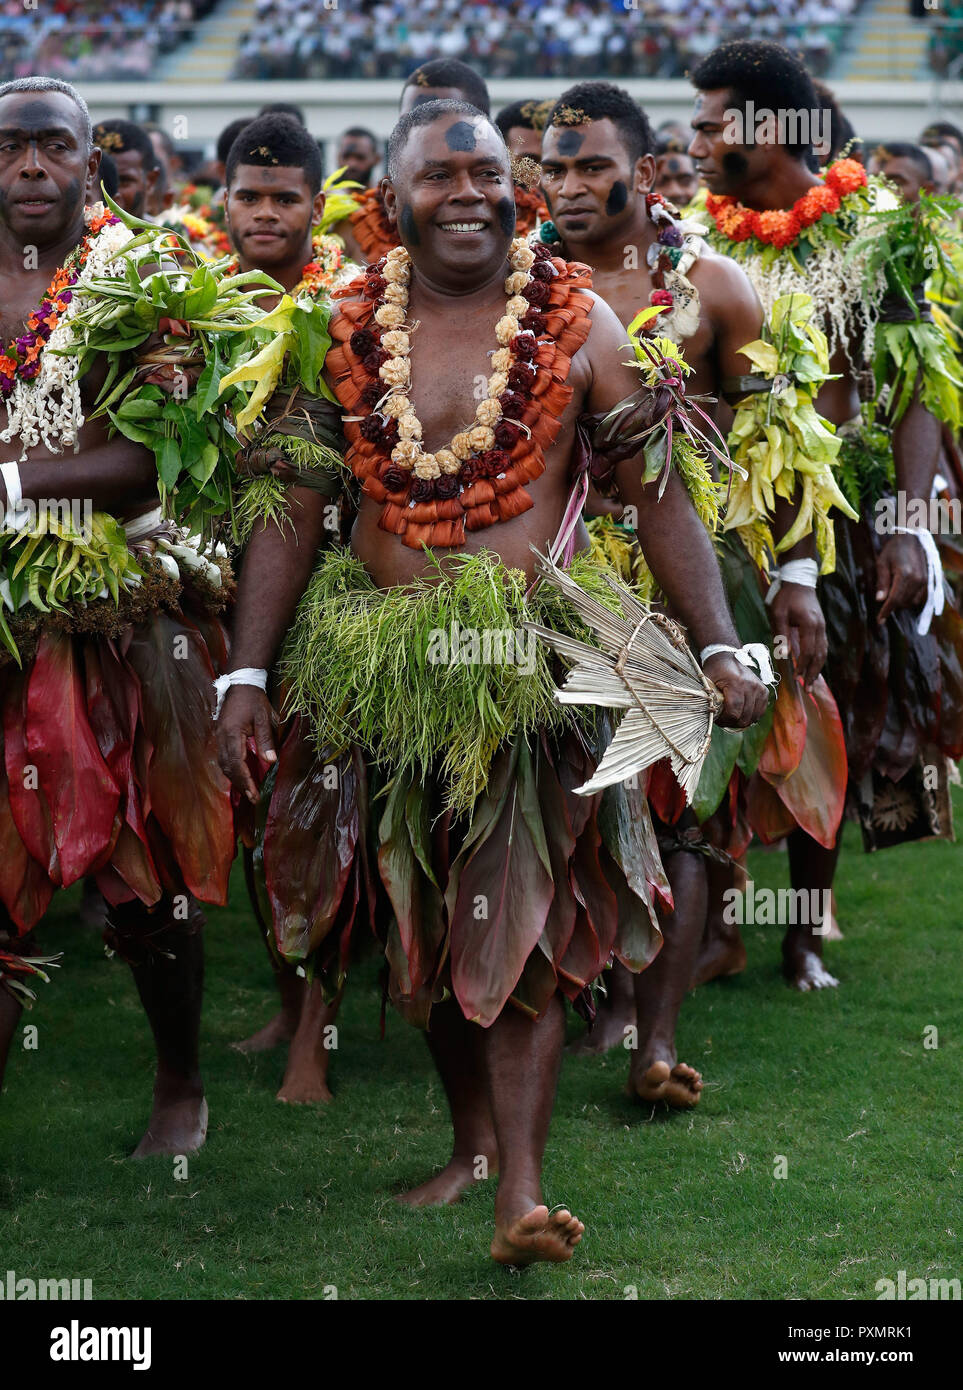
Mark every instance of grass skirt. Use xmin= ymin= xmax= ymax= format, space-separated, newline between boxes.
xmin=248 ymin=547 xmax=671 ymax=1028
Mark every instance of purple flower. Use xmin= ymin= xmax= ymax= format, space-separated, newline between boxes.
xmin=58 ymin=290 xmax=72 ymax=304
xmin=658 ymin=224 xmax=684 ymax=248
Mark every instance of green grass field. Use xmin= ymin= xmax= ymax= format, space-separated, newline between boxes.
xmin=1 ymin=801 xmax=960 ymax=1302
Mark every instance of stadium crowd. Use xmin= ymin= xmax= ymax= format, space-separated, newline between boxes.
xmin=0 ymin=0 xmax=213 ymax=82
xmin=232 ymin=0 xmax=860 ymax=82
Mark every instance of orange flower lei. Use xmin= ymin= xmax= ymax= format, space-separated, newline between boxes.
xmin=328 ymin=242 xmax=594 ymax=549
xmin=706 ymin=158 xmax=868 ymax=251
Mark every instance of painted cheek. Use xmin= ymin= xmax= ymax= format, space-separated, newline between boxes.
xmin=399 ymin=204 xmax=420 ymax=246
xmin=605 ymin=180 xmax=628 ymax=216
xmin=495 ymin=196 xmax=515 ymax=237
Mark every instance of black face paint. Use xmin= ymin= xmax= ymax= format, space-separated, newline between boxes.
xmin=605 ymin=179 xmax=628 ymax=215
xmin=400 ymin=203 xmax=420 ymax=246
xmin=722 ymin=150 xmax=749 ymax=179
xmin=556 ymin=130 xmax=584 ymax=157
xmin=495 ymin=196 xmax=515 ymax=237
xmin=14 ymin=99 xmax=63 ymax=128
xmin=445 ymin=121 xmax=477 ymax=153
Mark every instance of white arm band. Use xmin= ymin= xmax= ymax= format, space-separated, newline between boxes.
xmin=764 ymin=557 xmax=819 ymax=604
xmin=893 ymin=525 xmax=945 ymax=636
xmin=213 ymin=668 xmax=268 ymax=720
xmin=700 ymin=642 xmax=777 ymax=687
xmin=0 ymin=461 xmax=29 ymax=533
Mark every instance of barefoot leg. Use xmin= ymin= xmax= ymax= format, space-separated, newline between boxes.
xmin=235 ymin=848 xmax=304 ymax=1054
xmin=276 ymin=979 xmax=342 ymax=1104
xmin=630 ymin=844 xmax=705 ymax=1109
xmin=783 ymin=829 xmax=841 ymax=991
xmin=397 ymin=999 xmax=497 ymax=1206
xmin=485 ymin=995 xmax=584 ymax=1265
xmin=567 ymin=958 xmax=635 ymax=1056
xmin=119 ymin=897 xmax=207 ymax=1158
xmin=690 ymin=854 xmax=748 ymax=988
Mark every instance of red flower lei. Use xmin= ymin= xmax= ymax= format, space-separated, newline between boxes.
xmin=0 ymin=207 xmax=119 ymax=398
xmin=706 ymin=158 xmax=868 ymax=252
xmin=327 ymin=248 xmax=594 ymax=549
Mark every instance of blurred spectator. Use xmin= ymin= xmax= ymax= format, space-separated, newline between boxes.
xmin=0 ymin=0 xmax=217 ymax=82
xmin=230 ymin=0 xmax=864 ymax=82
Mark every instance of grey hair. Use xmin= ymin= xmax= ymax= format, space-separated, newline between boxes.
xmin=0 ymin=77 xmax=93 ymax=148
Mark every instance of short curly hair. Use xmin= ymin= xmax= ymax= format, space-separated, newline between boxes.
xmin=690 ymin=39 xmax=819 ymax=159
xmin=547 ymin=82 xmax=654 ymax=165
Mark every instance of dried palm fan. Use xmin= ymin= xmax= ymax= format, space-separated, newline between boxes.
xmin=525 ymin=548 xmax=722 ymax=801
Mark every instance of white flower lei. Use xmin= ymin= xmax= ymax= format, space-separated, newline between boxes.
xmin=0 ymin=205 xmax=144 ymax=460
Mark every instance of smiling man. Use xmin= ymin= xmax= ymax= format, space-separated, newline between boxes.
xmin=216 ymin=99 xmax=768 ymax=1265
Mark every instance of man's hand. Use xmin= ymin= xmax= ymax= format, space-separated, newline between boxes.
xmin=702 ymin=652 xmax=769 ymax=729
xmin=216 ymin=686 xmax=277 ymax=804
xmin=767 ymin=582 xmax=827 ymax=691
xmin=236 ymin=440 xmax=299 ymax=484
xmin=875 ymin=534 xmax=928 ymax=623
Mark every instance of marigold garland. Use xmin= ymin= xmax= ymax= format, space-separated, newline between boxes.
xmin=328 ymin=239 xmax=594 ymax=548
xmin=706 ymin=158 xmax=868 ymax=252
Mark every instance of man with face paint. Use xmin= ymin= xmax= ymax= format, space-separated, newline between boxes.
xmin=337 ymin=62 xmax=491 ymax=267
xmin=690 ymin=40 xmax=963 ymax=990
xmin=540 ymin=81 xmax=820 ymax=1104
xmin=0 ymin=78 xmax=234 ymax=1155
xmin=90 ymin=118 xmax=160 ymax=220
xmin=218 ymin=99 xmax=768 ymax=1265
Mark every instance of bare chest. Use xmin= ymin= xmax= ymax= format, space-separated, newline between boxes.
xmin=402 ymin=303 xmax=507 ymax=450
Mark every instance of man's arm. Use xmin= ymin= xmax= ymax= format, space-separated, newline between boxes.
xmin=706 ymin=254 xmax=826 ymax=689
xmin=2 ymin=435 xmax=158 ymax=514
xmin=582 ymin=291 xmax=768 ymax=728
xmin=876 ymin=390 xmax=938 ymax=622
xmin=216 ymin=485 xmax=331 ymax=802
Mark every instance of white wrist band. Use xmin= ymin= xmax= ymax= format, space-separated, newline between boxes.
xmin=700 ymin=642 xmax=777 ymax=687
xmin=213 ymin=668 xmax=268 ymax=720
xmin=764 ymin=557 xmax=819 ymax=604
xmin=0 ymin=461 xmax=29 ymax=533
xmin=893 ymin=525 xmax=945 ymax=636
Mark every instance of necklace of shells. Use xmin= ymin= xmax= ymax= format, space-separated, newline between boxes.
xmin=360 ymin=236 xmax=541 ymax=496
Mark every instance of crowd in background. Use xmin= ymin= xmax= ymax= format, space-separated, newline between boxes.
xmin=0 ymin=0 xmax=212 ymax=82
xmin=233 ymin=0 xmax=860 ymax=82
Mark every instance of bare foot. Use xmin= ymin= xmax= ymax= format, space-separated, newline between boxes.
xmin=133 ymin=1090 xmax=207 ymax=1158
xmin=232 ymin=1010 xmax=298 ymax=1054
xmin=396 ymin=1152 xmax=495 ymax=1207
xmin=491 ymin=1203 xmax=584 ymax=1266
xmin=567 ymin=1005 xmax=635 ymax=1057
xmin=630 ymin=1058 xmax=703 ymax=1108
xmin=690 ymin=927 xmax=747 ymax=989
xmin=785 ymin=948 xmax=839 ymax=992
xmin=568 ymin=961 xmax=635 ymax=1055
xmin=276 ymin=1052 xmax=333 ymax=1104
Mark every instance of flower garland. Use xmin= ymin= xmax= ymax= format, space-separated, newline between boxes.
xmin=348 ymin=186 xmax=399 ymax=262
xmin=702 ymin=160 xmax=888 ymax=367
xmin=163 ymin=204 xmax=232 ymax=259
xmin=328 ymin=237 xmax=594 ymax=548
xmin=705 ymin=158 xmax=868 ymax=252
xmin=0 ymin=205 xmax=134 ymax=456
